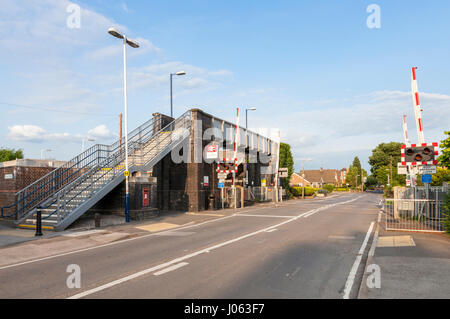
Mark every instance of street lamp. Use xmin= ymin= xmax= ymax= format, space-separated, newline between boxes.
xmin=81 ymin=138 xmax=95 ymax=152
xmin=40 ymin=149 xmax=52 ymax=160
xmin=170 ymin=71 xmax=186 ymax=118
xmin=108 ymin=27 xmax=140 ymax=223
xmin=245 ymin=107 xmax=256 ymax=186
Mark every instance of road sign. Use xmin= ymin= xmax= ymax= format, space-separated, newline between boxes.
xmin=397 ymin=163 xmax=408 ymax=175
xmin=421 ymin=174 xmax=432 ymax=183
xmin=203 ymin=176 xmax=209 ymax=187
xmin=206 ymin=144 xmax=218 ymax=159
xmin=217 ymin=172 xmax=228 ymax=180
xmin=218 ymin=182 xmax=224 ymax=189
xmin=278 ymin=168 xmax=288 ymax=178
xmin=261 ymin=179 xmax=266 ymax=187
xmin=418 ymin=165 xmax=437 ymax=174
xmin=124 ymin=170 xmax=129 ymax=177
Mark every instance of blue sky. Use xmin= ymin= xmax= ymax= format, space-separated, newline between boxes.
xmin=0 ymin=0 xmax=449 ymax=172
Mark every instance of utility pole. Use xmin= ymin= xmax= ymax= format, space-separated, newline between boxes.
xmin=390 ymin=155 xmax=393 ymax=187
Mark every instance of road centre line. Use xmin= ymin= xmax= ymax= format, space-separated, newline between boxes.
xmin=342 ymin=221 xmax=375 ymax=299
xmin=234 ymin=214 xmax=294 ymax=218
xmin=153 ymin=262 xmax=189 ymax=276
xmin=68 ymin=196 xmax=365 ymax=299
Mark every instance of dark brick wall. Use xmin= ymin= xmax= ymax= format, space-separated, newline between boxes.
xmin=88 ymin=178 xmax=158 ymax=216
xmin=0 ymin=166 xmax=55 ymax=219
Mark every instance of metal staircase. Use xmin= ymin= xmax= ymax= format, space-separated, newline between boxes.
xmin=1 ymin=111 xmax=191 ymax=231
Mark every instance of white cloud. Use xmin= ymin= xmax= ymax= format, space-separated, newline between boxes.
xmin=88 ymin=124 xmax=115 ymax=139
xmin=7 ymin=125 xmax=47 ymax=143
xmin=7 ymin=124 xmax=115 ymax=143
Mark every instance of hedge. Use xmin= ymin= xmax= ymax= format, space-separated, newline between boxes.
xmin=291 ymin=186 xmax=317 ymax=197
xmin=323 ymin=184 xmax=334 ymax=193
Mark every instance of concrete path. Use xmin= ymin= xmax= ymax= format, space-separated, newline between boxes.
xmin=358 ymin=213 xmax=450 ymax=299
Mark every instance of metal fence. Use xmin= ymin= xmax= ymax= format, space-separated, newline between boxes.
xmin=382 ymin=199 xmax=445 ymax=232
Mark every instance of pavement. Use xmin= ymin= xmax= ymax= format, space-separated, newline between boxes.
xmin=358 ymin=212 xmax=450 ymax=299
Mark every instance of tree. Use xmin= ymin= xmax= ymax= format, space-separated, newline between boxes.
xmin=279 ymin=142 xmax=294 ymax=192
xmin=438 ymin=131 xmax=450 ymax=168
xmin=368 ymin=142 xmax=403 ymax=177
xmin=345 ymin=156 xmax=368 ymax=188
xmin=365 ymin=175 xmax=378 ymax=188
xmin=352 ymin=156 xmax=362 ymax=185
xmin=0 ymin=148 xmax=24 ymax=162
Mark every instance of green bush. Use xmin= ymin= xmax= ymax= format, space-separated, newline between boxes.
xmin=291 ymin=186 xmax=317 ymax=197
xmin=384 ymin=186 xmax=393 ymax=198
xmin=334 ymin=187 xmax=348 ymax=192
xmin=443 ymin=192 xmax=450 ymax=235
xmin=323 ymin=184 xmax=334 ymax=193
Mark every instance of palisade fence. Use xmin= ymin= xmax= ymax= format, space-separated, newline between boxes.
xmin=382 ymin=185 xmax=448 ymax=233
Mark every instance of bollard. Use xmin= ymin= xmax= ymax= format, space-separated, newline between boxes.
xmin=35 ymin=206 xmax=43 ymax=237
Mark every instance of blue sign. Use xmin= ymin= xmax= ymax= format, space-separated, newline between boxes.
xmin=218 ymin=182 xmax=224 ymax=189
xmin=421 ymin=174 xmax=432 ymax=183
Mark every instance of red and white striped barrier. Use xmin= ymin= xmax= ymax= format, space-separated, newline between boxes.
xmin=402 ymin=114 xmax=410 ymax=144
xmin=411 ymin=67 xmax=425 ymax=144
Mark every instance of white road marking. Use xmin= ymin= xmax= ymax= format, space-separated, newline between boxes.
xmin=67 ymin=195 xmax=365 ymax=299
xmin=266 ymin=229 xmax=277 ymax=233
xmin=153 ymin=262 xmax=189 ymax=276
xmin=235 ymin=214 xmax=293 ymax=218
xmin=368 ymin=212 xmax=382 ymax=257
xmin=342 ymin=221 xmax=375 ymax=299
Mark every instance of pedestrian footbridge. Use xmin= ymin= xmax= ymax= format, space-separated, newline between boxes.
xmin=1 ymin=111 xmax=191 ymax=231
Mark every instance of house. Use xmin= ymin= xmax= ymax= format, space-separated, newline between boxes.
xmin=289 ymin=168 xmax=348 ymax=188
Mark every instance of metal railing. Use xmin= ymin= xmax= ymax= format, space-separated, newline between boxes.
xmin=382 ymin=199 xmax=445 ymax=232
xmin=40 ymin=110 xmax=191 ymax=226
xmin=1 ymin=111 xmax=191 ymax=222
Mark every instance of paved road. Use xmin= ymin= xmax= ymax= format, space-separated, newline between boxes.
xmin=0 ymin=193 xmax=380 ymax=299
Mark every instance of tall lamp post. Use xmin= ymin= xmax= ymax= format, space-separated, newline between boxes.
xmin=108 ymin=27 xmax=140 ymax=223
xmin=40 ymin=149 xmax=52 ymax=160
xmin=170 ymin=71 xmax=186 ymax=118
xmin=81 ymin=138 xmax=95 ymax=153
xmin=245 ymin=107 xmax=256 ymax=186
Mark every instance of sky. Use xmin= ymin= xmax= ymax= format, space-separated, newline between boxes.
xmin=0 ymin=0 xmax=449 ymax=172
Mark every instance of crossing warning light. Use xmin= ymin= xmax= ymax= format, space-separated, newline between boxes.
xmin=401 ymin=143 xmax=438 ymax=166
xmin=216 ymin=158 xmax=238 ymax=173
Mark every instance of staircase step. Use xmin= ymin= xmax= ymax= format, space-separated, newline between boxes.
xmin=26 ymin=218 xmax=57 ymax=224
xmin=18 ymin=224 xmax=54 ymax=230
